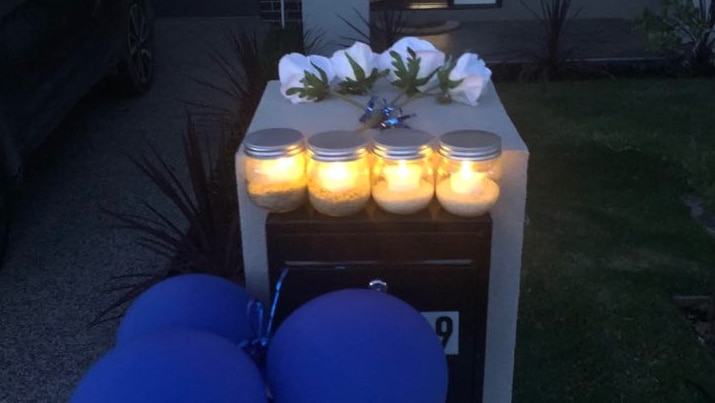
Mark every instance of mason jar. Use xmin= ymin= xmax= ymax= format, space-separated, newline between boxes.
xmin=307 ymin=131 xmax=370 ymax=217
xmin=435 ymin=130 xmax=502 ymax=217
xmin=371 ymin=129 xmax=435 ymax=215
xmin=243 ymin=128 xmax=307 ymax=213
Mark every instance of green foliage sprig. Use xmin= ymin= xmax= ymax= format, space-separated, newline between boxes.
xmin=436 ymin=56 xmax=464 ymax=104
xmin=389 ymin=48 xmax=437 ymax=97
xmin=336 ymin=54 xmax=383 ymax=95
xmin=285 ymin=63 xmax=332 ymax=102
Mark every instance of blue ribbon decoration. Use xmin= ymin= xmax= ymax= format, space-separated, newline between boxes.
xmin=379 ymin=114 xmax=414 ymax=129
xmin=359 ymin=96 xmax=377 ymax=123
xmin=380 ymin=97 xmax=397 ymax=118
xmin=240 ymin=268 xmax=289 ymax=366
xmin=359 ymin=96 xmax=415 ymax=129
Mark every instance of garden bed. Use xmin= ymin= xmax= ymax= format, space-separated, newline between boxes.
xmin=489 ymin=57 xmax=706 ymax=82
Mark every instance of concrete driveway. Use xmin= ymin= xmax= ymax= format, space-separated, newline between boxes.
xmin=0 ymin=17 xmax=255 ymax=402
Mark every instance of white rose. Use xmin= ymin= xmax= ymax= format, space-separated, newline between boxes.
xmin=379 ymin=37 xmax=445 ymax=95
xmin=279 ymin=53 xmax=335 ymax=103
xmin=441 ymin=53 xmax=492 ymax=106
xmin=331 ymin=41 xmax=379 ymax=81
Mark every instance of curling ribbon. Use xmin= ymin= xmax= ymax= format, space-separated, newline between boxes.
xmin=359 ymin=96 xmax=415 ymax=129
xmin=240 ymin=268 xmax=289 ymax=366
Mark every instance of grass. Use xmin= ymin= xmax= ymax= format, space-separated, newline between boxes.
xmin=498 ymin=79 xmax=715 ymax=402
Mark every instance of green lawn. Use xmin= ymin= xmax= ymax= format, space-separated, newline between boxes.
xmin=498 ymin=79 xmax=715 ymax=402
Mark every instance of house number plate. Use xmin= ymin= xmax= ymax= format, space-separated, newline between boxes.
xmin=421 ymin=311 xmax=459 ymax=355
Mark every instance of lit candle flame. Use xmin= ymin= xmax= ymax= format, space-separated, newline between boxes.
xmin=385 ymin=160 xmax=421 ymax=192
xmin=450 ymin=161 xmax=485 ymax=195
xmin=261 ymin=156 xmax=304 ymax=183
xmin=317 ymin=162 xmax=357 ymax=192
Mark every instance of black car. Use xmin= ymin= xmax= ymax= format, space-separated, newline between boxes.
xmin=0 ymin=0 xmax=155 ymax=262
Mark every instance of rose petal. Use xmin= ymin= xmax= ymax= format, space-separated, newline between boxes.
xmin=389 ymin=36 xmax=438 ymax=53
xmin=415 ymin=50 xmax=446 ymax=91
xmin=415 ymin=50 xmax=446 ymax=78
xmin=379 ymin=37 xmax=440 ymax=81
xmin=450 ymin=53 xmax=492 ymax=82
xmin=280 ymin=74 xmax=311 ymax=104
xmin=449 ymin=75 xmax=486 ymax=106
xmin=331 ymin=42 xmax=376 ymax=81
xmin=331 ymin=50 xmax=356 ymax=81
xmin=279 ymin=53 xmax=310 ymax=83
xmin=307 ymin=55 xmax=336 ymax=83
xmin=347 ymin=42 xmax=376 ymax=70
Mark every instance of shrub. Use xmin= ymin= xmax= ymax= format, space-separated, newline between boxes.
xmin=636 ymin=0 xmax=715 ymax=75
xmin=93 ymin=23 xmax=320 ymax=326
xmin=519 ymin=0 xmax=583 ymax=81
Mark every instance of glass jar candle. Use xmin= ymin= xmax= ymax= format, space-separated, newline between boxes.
xmin=306 ymin=131 xmax=370 ymax=217
xmin=371 ymin=129 xmax=435 ymax=215
xmin=243 ymin=128 xmax=307 ymax=213
xmin=435 ymin=130 xmax=502 ymax=217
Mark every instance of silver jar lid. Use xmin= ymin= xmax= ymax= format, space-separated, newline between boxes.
xmin=438 ymin=130 xmax=502 ymax=161
xmin=307 ymin=131 xmax=367 ymax=162
xmin=372 ymin=129 xmax=433 ymax=160
xmin=243 ymin=128 xmax=305 ymax=159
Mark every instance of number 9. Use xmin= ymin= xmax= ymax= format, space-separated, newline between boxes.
xmin=435 ymin=316 xmax=453 ymax=348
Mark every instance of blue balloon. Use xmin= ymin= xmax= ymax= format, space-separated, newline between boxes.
xmin=71 ymin=330 xmax=267 ymax=403
xmin=266 ymin=289 xmax=448 ymax=403
xmin=117 ymin=274 xmax=256 ymax=345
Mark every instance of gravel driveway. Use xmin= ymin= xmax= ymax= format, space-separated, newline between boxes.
xmin=0 ymin=17 xmax=253 ymax=402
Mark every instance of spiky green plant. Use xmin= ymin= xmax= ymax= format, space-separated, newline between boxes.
xmin=188 ymin=22 xmax=324 ymax=207
xmin=636 ymin=0 xmax=715 ymax=75
xmin=92 ymin=117 xmax=243 ymax=326
xmin=93 ymin=23 xmax=323 ymax=326
xmin=189 ymin=22 xmax=323 ymax=141
xmin=519 ymin=0 xmax=582 ymax=81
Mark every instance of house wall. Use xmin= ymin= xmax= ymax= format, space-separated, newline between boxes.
xmin=262 ymin=0 xmax=665 ymax=25
xmin=405 ymin=0 xmax=663 ymax=22
xmin=152 ymin=0 xmax=259 ymax=17
xmin=259 ymin=0 xmax=302 ymax=25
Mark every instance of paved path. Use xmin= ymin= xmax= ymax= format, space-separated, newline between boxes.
xmin=0 ymin=17 xmax=255 ymax=402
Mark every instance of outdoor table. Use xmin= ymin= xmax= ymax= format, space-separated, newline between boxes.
xmin=236 ymin=79 xmax=529 ymax=402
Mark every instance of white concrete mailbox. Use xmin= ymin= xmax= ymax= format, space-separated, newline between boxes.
xmin=236 ymin=80 xmax=529 ymax=403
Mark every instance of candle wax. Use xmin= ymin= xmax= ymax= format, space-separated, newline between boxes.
xmin=437 ymin=177 xmax=500 ymax=217
xmin=258 ymin=156 xmax=303 ymax=183
xmin=450 ymin=162 xmax=486 ymax=195
xmin=317 ymin=162 xmax=357 ymax=193
xmin=384 ymin=161 xmax=421 ymax=192
xmin=373 ymin=180 xmax=434 ymax=215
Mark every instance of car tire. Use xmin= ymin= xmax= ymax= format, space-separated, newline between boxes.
xmin=109 ymin=0 xmax=154 ymax=95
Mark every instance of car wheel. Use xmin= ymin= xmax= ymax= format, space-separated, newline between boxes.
xmin=110 ymin=0 xmax=154 ymax=95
